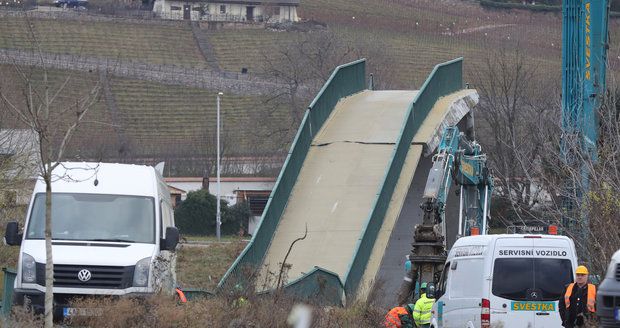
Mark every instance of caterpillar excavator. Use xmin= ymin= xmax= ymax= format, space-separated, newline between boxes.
xmin=397 ymin=121 xmax=493 ymax=304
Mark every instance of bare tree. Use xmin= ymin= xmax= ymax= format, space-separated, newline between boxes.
xmin=258 ymin=31 xmax=357 ymax=151
xmin=0 ymin=129 xmax=38 ymax=203
xmin=0 ymin=30 xmax=102 ymax=326
xmin=536 ymin=89 xmax=620 ymax=273
xmin=471 ymin=47 xmax=559 ymax=227
xmin=474 ymin=47 xmax=620 ymax=275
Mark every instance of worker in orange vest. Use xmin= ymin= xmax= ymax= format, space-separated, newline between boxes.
xmin=384 ymin=304 xmax=414 ymax=328
xmin=559 ymin=265 xmax=596 ymax=328
xmin=175 ymin=287 xmax=187 ymax=303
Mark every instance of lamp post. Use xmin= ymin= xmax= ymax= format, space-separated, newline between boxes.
xmin=216 ymin=92 xmax=223 ymax=241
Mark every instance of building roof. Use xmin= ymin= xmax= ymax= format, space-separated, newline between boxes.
xmin=164 ymin=177 xmax=276 ymax=183
xmin=168 ymin=185 xmax=187 ymax=194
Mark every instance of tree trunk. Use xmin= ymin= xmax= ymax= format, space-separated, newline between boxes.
xmin=44 ymin=168 xmax=54 ymax=327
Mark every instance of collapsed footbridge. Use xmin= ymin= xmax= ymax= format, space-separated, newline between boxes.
xmin=218 ymin=58 xmax=479 ymax=306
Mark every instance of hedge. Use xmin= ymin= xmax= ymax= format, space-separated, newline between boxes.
xmin=174 ymin=189 xmax=251 ymax=236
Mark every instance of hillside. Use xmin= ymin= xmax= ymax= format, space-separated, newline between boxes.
xmin=301 ymin=0 xmax=620 ymax=86
xmin=1 ymin=0 xmax=620 ymax=174
xmin=0 ymin=15 xmax=206 ymax=67
xmin=0 ymin=64 xmax=291 ymax=176
xmin=3 ymin=2 xmax=619 ymax=87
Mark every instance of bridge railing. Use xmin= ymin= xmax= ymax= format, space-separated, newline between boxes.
xmin=218 ymin=59 xmax=366 ymax=292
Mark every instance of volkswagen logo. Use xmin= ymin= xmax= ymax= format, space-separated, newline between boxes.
xmin=77 ymin=269 xmax=92 ymax=282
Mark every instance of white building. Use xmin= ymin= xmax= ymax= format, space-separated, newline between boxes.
xmin=153 ymin=0 xmax=300 ymax=22
xmin=165 ymin=176 xmax=275 ymax=234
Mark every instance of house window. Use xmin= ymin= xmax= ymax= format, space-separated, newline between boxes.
xmin=220 ymin=5 xmax=226 ymax=14
xmin=273 ymin=6 xmax=280 ymax=15
xmin=170 ymin=5 xmax=181 ymax=10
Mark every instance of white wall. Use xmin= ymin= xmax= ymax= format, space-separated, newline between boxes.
xmin=165 ymin=178 xmax=274 ymax=205
xmin=153 ymin=0 xmax=201 ymax=20
xmin=153 ymin=0 xmax=299 ymax=22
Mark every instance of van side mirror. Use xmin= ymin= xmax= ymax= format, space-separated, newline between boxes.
xmin=162 ymin=227 xmax=179 ymax=251
xmin=5 ymin=221 xmax=22 ymax=246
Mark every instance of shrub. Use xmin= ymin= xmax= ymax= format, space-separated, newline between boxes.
xmin=174 ymin=189 xmax=223 ymax=236
xmin=174 ymin=189 xmax=251 ymax=236
xmin=222 ymin=202 xmax=251 ymax=236
xmin=62 ymin=292 xmax=386 ymax=327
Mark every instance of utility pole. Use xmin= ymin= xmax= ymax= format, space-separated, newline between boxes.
xmin=216 ymin=92 xmax=223 ymax=241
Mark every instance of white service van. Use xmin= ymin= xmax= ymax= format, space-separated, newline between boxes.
xmin=4 ymin=162 xmax=179 ymax=318
xmin=430 ymin=234 xmax=578 ymax=328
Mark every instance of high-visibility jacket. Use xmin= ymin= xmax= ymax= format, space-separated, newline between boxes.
xmin=564 ymin=283 xmax=596 ymax=313
xmin=175 ymin=288 xmax=187 ymax=303
xmin=384 ymin=306 xmax=414 ymax=328
xmin=413 ymin=293 xmax=435 ymax=326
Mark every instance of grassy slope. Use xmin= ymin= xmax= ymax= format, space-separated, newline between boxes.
xmin=0 ymin=64 xmax=292 ymax=159
xmin=300 ymin=0 xmax=562 ymax=86
xmin=0 ymin=241 xmax=245 ymax=296
xmin=176 ymin=242 xmax=246 ymax=290
xmin=202 ymin=0 xmax=573 ymax=87
xmin=110 ymin=78 xmax=292 ymax=157
xmin=299 ymin=0 xmax=620 ymax=86
xmin=206 ymin=29 xmax=292 ymax=74
xmin=0 ymin=64 xmax=118 ymax=158
xmin=0 ymin=17 xmax=206 ymax=67
xmin=0 ymin=2 xmax=618 ymax=86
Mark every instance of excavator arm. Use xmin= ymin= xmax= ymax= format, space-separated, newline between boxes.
xmin=397 ymin=125 xmax=493 ymax=304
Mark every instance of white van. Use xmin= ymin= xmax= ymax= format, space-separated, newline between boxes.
xmin=430 ymin=234 xmax=578 ymax=328
xmin=4 ymin=162 xmax=179 ymax=318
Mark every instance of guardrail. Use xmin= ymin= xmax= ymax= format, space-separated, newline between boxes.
xmin=1 ymin=268 xmax=16 ymax=317
xmin=342 ymin=58 xmax=463 ymax=300
xmin=217 ymin=59 xmax=366 ymax=294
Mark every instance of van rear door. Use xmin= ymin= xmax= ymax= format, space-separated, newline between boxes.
xmin=490 ymin=237 xmax=536 ymax=328
xmin=490 ymin=237 xmax=574 ymax=328
xmin=531 ymin=238 xmax=574 ymax=328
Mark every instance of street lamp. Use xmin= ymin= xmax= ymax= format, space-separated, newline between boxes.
xmin=216 ymin=92 xmax=223 ymax=241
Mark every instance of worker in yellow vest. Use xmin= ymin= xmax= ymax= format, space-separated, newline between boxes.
xmin=412 ymin=283 xmax=435 ymax=328
xmin=559 ymin=265 xmax=596 ymax=328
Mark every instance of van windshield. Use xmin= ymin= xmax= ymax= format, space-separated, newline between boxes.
xmin=492 ymin=258 xmax=573 ymax=301
xmin=26 ymin=193 xmax=155 ymax=244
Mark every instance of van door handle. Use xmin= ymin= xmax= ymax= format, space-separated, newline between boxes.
xmin=491 ymin=310 xmax=507 ymax=314
xmin=536 ymin=312 xmax=550 ymax=316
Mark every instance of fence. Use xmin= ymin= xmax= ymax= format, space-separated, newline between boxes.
xmin=0 ymin=7 xmax=291 ymax=25
xmin=0 ymin=49 xmax=296 ymax=95
xmin=342 ymin=58 xmax=463 ymax=299
xmin=217 ymin=59 xmax=366 ymax=300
